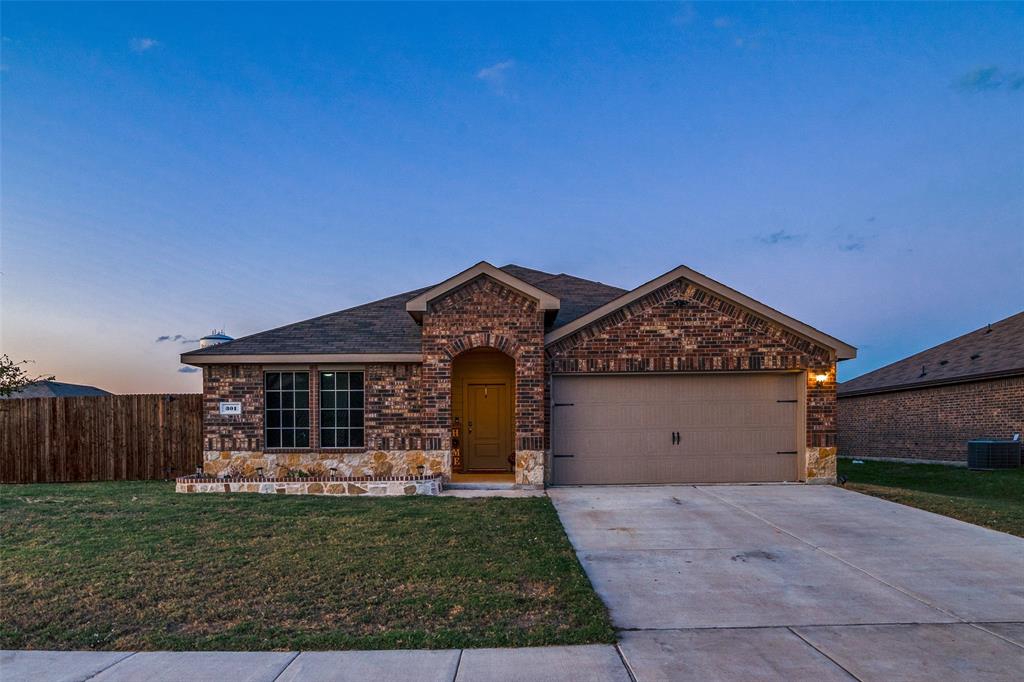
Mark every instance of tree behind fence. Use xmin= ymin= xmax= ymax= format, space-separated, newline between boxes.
xmin=0 ymin=394 xmax=202 ymax=483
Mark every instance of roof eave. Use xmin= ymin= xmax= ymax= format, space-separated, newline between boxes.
xmin=180 ymin=352 xmax=424 ymax=366
xmin=838 ymin=367 xmax=1024 ymax=398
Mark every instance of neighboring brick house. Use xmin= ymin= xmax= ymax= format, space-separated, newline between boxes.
xmin=182 ymin=262 xmax=856 ymax=487
xmin=837 ymin=312 xmax=1024 ymax=464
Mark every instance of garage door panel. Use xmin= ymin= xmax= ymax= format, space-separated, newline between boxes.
xmin=551 ymin=374 xmax=800 ymax=485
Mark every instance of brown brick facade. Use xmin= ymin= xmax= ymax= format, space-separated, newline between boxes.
xmin=199 ymin=272 xmax=842 ymax=485
xmin=420 ymin=276 xmax=546 ymax=482
xmin=199 ymin=275 xmax=548 ymax=485
xmin=546 ymin=276 xmax=838 ymax=481
xmin=547 ymin=278 xmax=832 ymax=372
xmin=365 ymin=363 xmax=427 ymax=450
xmin=838 ymin=375 xmax=1024 ymax=462
xmin=806 ymin=365 xmax=837 ymax=448
xmin=202 ymin=364 xmax=263 ymax=452
xmin=202 ymin=362 xmax=427 ymax=453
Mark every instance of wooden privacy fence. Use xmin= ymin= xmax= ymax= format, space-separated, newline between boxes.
xmin=0 ymin=394 xmax=202 ymax=483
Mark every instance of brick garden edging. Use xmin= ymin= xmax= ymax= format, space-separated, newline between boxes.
xmin=175 ymin=472 xmax=443 ymax=496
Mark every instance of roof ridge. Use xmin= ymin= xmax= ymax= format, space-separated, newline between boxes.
xmin=547 ymin=271 xmax=627 ymax=291
xmin=502 ymin=264 xmax=626 ymax=292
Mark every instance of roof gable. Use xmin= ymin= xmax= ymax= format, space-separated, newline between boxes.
xmin=405 ymin=262 xmax=560 ymax=322
xmin=839 ymin=311 xmax=1024 ymax=396
xmin=545 ymin=265 xmax=856 ymax=360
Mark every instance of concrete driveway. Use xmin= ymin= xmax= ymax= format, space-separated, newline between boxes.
xmin=550 ymin=484 xmax=1024 ymax=681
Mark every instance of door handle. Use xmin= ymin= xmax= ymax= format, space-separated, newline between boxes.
xmin=468 ymin=421 xmax=473 ymax=434
xmin=671 ymin=432 xmax=680 ymax=445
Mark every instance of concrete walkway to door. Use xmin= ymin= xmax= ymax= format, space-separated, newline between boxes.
xmin=550 ymin=484 xmax=1024 ymax=681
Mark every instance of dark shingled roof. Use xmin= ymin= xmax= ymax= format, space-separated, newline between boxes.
xmin=1 ymin=381 xmax=112 ymax=399
xmin=838 ymin=311 xmax=1024 ymax=397
xmin=183 ymin=265 xmax=626 ymax=357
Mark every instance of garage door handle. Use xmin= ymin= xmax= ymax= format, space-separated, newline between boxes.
xmin=553 ymin=454 xmax=575 ymax=458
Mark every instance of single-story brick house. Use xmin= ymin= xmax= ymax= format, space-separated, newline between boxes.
xmin=181 ymin=262 xmax=856 ymax=487
xmin=838 ymin=311 xmax=1023 ymax=464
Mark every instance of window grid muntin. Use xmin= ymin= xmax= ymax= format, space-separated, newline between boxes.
xmin=264 ymin=371 xmax=310 ymax=449
xmin=319 ymin=371 xmax=365 ymax=448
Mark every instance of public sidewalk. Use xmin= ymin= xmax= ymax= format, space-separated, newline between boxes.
xmin=0 ymin=644 xmax=632 ymax=682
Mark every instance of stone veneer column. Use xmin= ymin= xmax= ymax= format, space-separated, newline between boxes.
xmin=805 ymin=365 xmax=838 ymax=483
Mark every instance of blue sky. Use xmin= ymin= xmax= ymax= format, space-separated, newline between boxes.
xmin=2 ymin=2 xmax=1022 ymax=393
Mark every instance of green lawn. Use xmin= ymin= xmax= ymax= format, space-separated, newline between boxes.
xmin=839 ymin=458 xmax=1024 ymax=537
xmin=0 ymin=482 xmax=613 ymax=651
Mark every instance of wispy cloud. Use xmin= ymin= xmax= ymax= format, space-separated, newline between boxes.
xmin=178 ymin=367 xmax=200 ymax=374
xmin=130 ymin=37 xmax=160 ymax=53
xmin=156 ymin=334 xmax=200 ymax=344
xmin=671 ymin=3 xmax=696 ymax=27
xmin=955 ymin=66 xmax=1024 ymax=93
xmin=709 ymin=15 xmax=760 ymax=49
xmin=758 ymin=230 xmax=804 ymax=246
xmin=836 ymin=229 xmax=876 ymax=252
xmin=476 ymin=59 xmax=515 ymax=96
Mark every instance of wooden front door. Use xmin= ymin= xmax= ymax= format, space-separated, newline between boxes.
xmin=465 ymin=383 xmax=512 ymax=471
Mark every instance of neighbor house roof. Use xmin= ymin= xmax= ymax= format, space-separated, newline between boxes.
xmin=838 ymin=311 xmax=1024 ymax=397
xmin=181 ymin=264 xmax=626 ymax=363
xmin=1 ymin=380 xmax=112 ymax=399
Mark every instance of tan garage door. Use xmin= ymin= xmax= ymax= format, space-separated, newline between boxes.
xmin=551 ymin=373 xmax=800 ymax=485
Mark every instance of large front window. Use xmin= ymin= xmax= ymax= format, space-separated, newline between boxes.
xmin=264 ymin=371 xmax=309 ymax=448
xmin=319 ymin=371 xmax=364 ymax=448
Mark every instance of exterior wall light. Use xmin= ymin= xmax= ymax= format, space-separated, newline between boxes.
xmin=195 ymin=466 xmax=203 ymax=477
xmin=814 ymin=373 xmax=829 ymax=385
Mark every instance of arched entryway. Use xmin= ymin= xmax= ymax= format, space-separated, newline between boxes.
xmin=451 ymin=348 xmax=515 ymax=475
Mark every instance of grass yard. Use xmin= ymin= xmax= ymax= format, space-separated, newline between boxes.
xmin=839 ymin=458 xmax=1024 ymax=537
xmin=0 ymin=482 xmax=613 ymax=651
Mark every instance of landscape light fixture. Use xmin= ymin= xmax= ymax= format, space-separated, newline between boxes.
xmin=256 ymin=467 xmax=264 ymax=478
xmin=329 ymin=467 xmax=338 ymax=479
